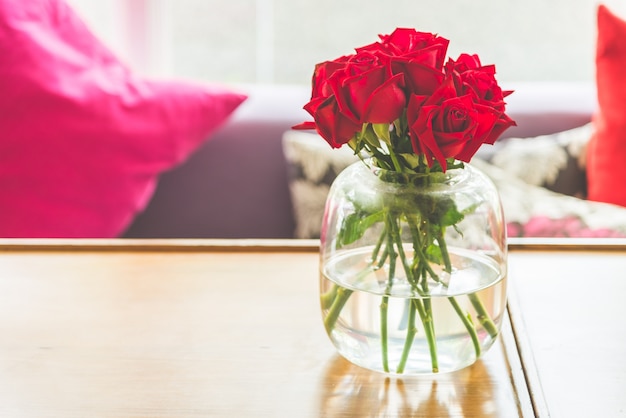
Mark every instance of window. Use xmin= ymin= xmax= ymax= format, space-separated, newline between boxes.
xmin=68 ymin=0 xmax=626 ymax=85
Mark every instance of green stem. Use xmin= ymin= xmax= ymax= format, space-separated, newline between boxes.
xmin=371 ymin=224 xmax=387 ymax=263
xmin=436 ymin=232 xmax=498 ymax=340
xmin=408 ymin=220 xmax=439 ymax=283
xmin=414 ymin=297 xmax=438 ymax=373
xmin=323 ymin=286 xmax=353 ymax=333
xmin=418 ymin=265 xmax=438 ymax=373
xmin=380 ymin=219 xmax=398 ymax=372
xmin=435 ymin=230 xmax=452 ymax=273
xmin=436 ymin=232 xmax=482 ymax=356
xmin=395 ymin=299 xmax=417 ymax=373
xmin=448 ymin=296 xmax=481 ymax=358
xmin=380 ymin=296 xmax=390 ymax=373
xmin=388 ymin=146 xmax=404 ymax=173
xmin=389 ymin=216 xmax=439 ymax=373
xmin=376 ymin=246 xmax=389 ymax=269
xmin=320 ymin=285 xmax=338 ymax=310
xmin=392 ymin=217 xmax=420 ymax=293
xmin=323 ymin=255 xmax=380 ymax=333
xmin=469 ymin=294 xmax=499 ymax=339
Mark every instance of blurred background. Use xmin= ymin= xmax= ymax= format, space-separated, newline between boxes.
xmin=67 ymin=0 xmax=626 ymax=85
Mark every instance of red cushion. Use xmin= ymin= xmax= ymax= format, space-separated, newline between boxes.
xmin=587 ymin=5 xmax=626 ymax=207
xmin=0 ymin=0 xmax=247 ymax=237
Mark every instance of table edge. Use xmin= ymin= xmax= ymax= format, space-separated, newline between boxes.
xmin=0 ymin=238 xmax=320 ymax=253
xmin=0 ymin=237 xmax=625 ymax=253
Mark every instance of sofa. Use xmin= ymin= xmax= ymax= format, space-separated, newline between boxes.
xmin=122 ymin=81 xmax=626 ymax=239
xmin=135 ymin=4 xmax=626 ymax=242
xmin=4 ymin=2 xmax=626 ymax=239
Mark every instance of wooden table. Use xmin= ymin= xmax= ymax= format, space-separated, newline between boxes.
xmin=506 ymin=239 xmax=626 ymax=418
xmin=0 ymin=238 xmax=623 ymax=417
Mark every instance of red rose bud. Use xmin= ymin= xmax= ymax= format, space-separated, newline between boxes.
xmin=390 ymin=55 xmax=445 ymax=96
xmin=446 ymin=55 xmax=517 ymax=145
xmin=454 ymin=103 xmax=500 ymax=161
xmin=312 ymin=58 xmax=350 ymax=99
xmin=377 ymin=28 xmax=450 ymax=68
xmin=331 ymin=57 xmax=406 ymax=124
xmin=484 ymin=112 xmax=517 ymax=145
xmin=408 ymin=78 xmax=499 ymax=170
xmin=298 ymin=96 xmax=361 ymax=148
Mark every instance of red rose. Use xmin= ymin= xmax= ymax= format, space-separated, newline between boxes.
xmin=376 ymin=28 xmax=449 ymax=67
xmin=311 ymin=57 xmax=351 ymax=99
xmin=294 ymin=28 xmax=516 ymax=167
xmin=330 ymin=52 xmax=406 ymax=124
xmin=446 ymin=54 xmax=516 ymax=144
xmin=446 ymin=54 xmax=508 ymax=107
xmin=407 ymin=77 xmax=499 ymax=169
xmin=293 ymin=55 xmax=363 ymax=146
xmin=297 ymin=95 xmax=362 ymax=148
xmin=359 ymin=28 xmax=448 ymax=95
xmin=389 ymin=55 xmax=445 ymax=96
xmin=295 ymin=50 xmax=406 ymax=147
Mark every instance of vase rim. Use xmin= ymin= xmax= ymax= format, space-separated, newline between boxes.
xmin=363 ymin=158 xmax=472 ymax=186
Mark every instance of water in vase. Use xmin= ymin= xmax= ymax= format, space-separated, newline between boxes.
xmin=320 ymin=247 xmax=507 ymax=374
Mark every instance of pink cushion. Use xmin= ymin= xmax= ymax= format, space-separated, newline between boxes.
xmin=0 ymin=0 xmax=247 ymax=237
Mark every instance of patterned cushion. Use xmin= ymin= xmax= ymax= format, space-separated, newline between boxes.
xmin=282 ymin=130 xmax=359 ymax=238
xmin=484 ymin=123 xmax=593 ymax=199
xmin=471 ymin=159 xmax=626 ymax=238
xmin=283 ymin=127 xmax=626 ymax=239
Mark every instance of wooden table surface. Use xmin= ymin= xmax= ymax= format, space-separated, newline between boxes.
xmin=506 ymin=239 xmax=626 ymax=418
xmin=0 ymin=238 xmax=624 ymax=417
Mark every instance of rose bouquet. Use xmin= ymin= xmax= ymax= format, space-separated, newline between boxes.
xmin=295 ymin=28 xmax=516 ymax=374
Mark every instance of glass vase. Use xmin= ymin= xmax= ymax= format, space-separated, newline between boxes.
xmin=319 ymin=160 xmax=507 ymax=375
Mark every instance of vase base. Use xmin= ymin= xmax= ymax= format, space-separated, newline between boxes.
xmin=332 ymin=330 xmax=498 ymax=375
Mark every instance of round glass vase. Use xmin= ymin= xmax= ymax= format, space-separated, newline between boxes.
xmin=319 ymin=159 xmax=507 ymax=375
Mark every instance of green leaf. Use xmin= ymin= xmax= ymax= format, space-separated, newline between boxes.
xmin=421 ymin=197 xmax=464 ymax=227
xmin=425 ymin=243 xmax=443 ymax=265
xmin=447 ymin=159 xmax=465 ymax=170
xmin=337 ymin=210 xmax=384 ymax=246
xmin=461 ymin=201 xmax=481 ymax=216
xmin=361 ymin=125 xmax=381 ymax=148
xmin=440 ymin=202 xmax=465 ymax=227
xmin=393 ymin=118 xmax=403 ymax=135
xmin=372 ymin=123 xmax=390 ymax=144
xmin=398 ymin=153 xmax=420 ymax=170
xmin=348 ymin=136 xmax=360 ymax=153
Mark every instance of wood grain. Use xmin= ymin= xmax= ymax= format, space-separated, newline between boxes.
xmin=0 ymin=241 xmax=531 ymax=417
xmin=508 ymin=247 xmax=626 ymax=418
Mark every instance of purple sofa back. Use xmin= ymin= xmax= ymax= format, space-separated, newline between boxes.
xmin=123 ymin=82 xmax=597 ymax=239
